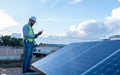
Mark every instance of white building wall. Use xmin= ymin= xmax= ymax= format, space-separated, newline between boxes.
xmin=0 ymin=46 xmax=23 ymax=60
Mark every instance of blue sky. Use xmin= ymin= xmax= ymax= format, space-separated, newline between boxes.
xmin=0 ymin=0 xmax=120 ymax=43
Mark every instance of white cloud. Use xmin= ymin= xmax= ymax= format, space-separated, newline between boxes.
xmin=66 ymin=20 xmax=104 ymax=39
xmin=66 ymin=25 xmax=86 ymax=39
xmin=118 ymin=0 xmax=120 ymax=2
xmin=69 ymin=25 xmax=76 ymax=32
xmin=111 ymin=7 xmax=120 ymax=19
xmin=66 ymin=6 xmax=120 ymax=40
xmin=104 ymin=7 xmax=120 ymax=34
xmin=0 ymin=10 xmax=18 ymax=29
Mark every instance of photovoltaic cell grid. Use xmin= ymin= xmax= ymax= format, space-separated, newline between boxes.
xmin=85 ymin=49 xmax=120 ymax=75
xmin=32 ymin=43 xmax=82 ymax=67
xmin=32 ymin=40 xmax=120 ymax=75
xmin=32 ymin=41 xmax=100 ymax=69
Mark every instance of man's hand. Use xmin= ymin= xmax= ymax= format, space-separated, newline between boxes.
xmin=35 ymin=30 xmax=44 ymax=38
xmin=37 ymin=30 xmax=44 ymax=35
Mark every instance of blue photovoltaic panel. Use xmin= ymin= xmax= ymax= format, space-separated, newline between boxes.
xmin=45 ymin=40 xmax=120 ymax=75
xmin=32 ymin=41 xmax=100 ymax=74
xmin=32 ymin=40 xmax=120 ymax=75
xmin=32 ymin=42 xmax=86 ymax=67
xmin=32 ymin=42 xmax=100 ymax=71
xmin=85 ymin=48 xmax=120 ymax=75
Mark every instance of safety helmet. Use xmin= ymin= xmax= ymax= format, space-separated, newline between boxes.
xmin=29 ymin=16 xmax=36 ymax=22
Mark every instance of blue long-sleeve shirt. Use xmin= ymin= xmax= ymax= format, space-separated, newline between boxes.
xmin=23 ymin=24 xmax=36 ymax=39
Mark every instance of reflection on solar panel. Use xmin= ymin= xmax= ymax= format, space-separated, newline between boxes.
xmin=32 ymin=40 xmax=120 ymax=75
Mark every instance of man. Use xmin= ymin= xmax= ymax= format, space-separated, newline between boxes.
xmin=22 ymin=16 xmax=43 ymax=73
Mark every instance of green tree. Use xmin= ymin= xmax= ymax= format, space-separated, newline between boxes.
xmin=1 ymin=35 xmax=11 ymax=46
xmin=10 ymin=38 xmax=23 ymax=47
xmin=1 ymin=35 xmax=23 ymax=47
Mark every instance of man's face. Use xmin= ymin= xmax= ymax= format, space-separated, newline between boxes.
xmin=29 ymin=19 xmax=36 ymax=26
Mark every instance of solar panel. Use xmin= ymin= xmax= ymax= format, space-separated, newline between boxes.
xmin=32 ymin=41 xmax=100 ymax=68
xmin=85 ymin=48 xmax=120 ymax=75
xmin=32 ymin=40 xmax=120 ymax=75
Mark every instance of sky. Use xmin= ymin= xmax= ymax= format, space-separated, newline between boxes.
xmin=0 ymin=0 xmax=120 ymax=44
